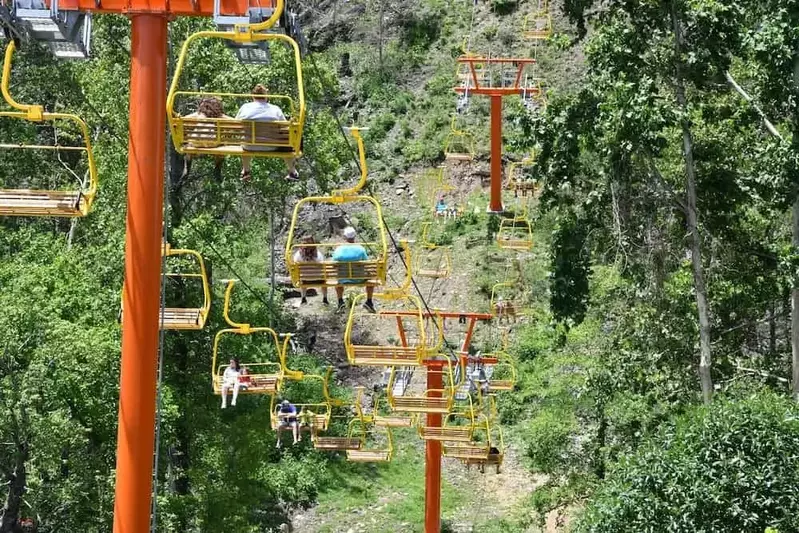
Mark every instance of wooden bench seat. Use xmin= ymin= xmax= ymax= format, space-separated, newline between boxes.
xmin=179 ymin=118 xmax=296 ymax=154
xmin=346 ymin=449 xmax=391 ymax=462
xmin=350 ymin=345 xmax=420 ymax=366
xmin=313 ymin=436 xmax=362 ymax=451
xmin=0 ymin=189 xmax=85 ymax=217
xmin=417 ymin=268 xmax=448 ymax=278
xmin=391 ymin=396 xmax=451 ymax=413
xmin=271 ymin=414 xmax=329 ymax=432
xmin=294 ymin=262 xmax=380 ymax=286
xmin=160 ymin=307 xmax=204 ymax=330
xmin=239 ymin=375 xmax=279 ymax=394
xmin=498 ymin=239 xmax=533 ymax=250
xmin=374 ymin=415 xmax=414 ymax=428
xmin=419 ymin=426 xmax=473 ymax=442
xmin=488 ymin=379 xmax=513 ymax=391
xmin=443 ymin=445 xmax=489 ymax=460
xmin=444 ymin=152 xmax=473 ymax=161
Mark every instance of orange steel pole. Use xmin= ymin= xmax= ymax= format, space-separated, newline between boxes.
xmin=488 ymin=94 xmax=504 ymax=213
xmin=113 ymin=14 xmax=168 ymax=533
xmin=424 ymin=365 xmax=443 ymax=533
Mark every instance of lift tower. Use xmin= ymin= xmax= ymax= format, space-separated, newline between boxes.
xmin=454 ymin=56 xmax=538 ymax=213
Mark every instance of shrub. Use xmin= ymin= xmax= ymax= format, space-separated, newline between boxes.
xmin=575 ymin=392 xmax=799 ymax=533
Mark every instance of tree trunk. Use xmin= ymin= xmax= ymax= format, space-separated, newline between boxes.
xmin=672 ymin=2 xmax=713 ymax=403
xmin=792 ymin=198 xmax=799 ymax=399
xmin=0 ymin=444 xmax=28 ymax=533
xmin=791 ymin=48 xmax=799 ymax=400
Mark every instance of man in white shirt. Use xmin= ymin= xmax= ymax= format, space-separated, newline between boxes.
xmin=236 ymin=84 xmax=298 ymax=182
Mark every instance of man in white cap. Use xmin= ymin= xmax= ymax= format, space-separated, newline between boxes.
xmin=332 ymin=226 xmax=376 ymax=312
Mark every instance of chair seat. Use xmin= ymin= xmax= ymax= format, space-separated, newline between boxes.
xmin=374 ymin=415 xmax=414 ymax=428
xmin=160 ymin=307 xmax=204 ymax=329
xmin=489 ymin=380 xmax=513 ymax=391
xmin=391 ymin=396 xmax=450 ymax=413
xmin=0 ymin=189 xmax=85 ymax=217
xmin=346 ymin=450 xmax=390 ymax=462
xmin=445 ymin=153 xmax=473 ymax=161
xmin=419 ymin=426 xmax=473 ymax=442
xmin=443 ymin=445 xmax=489 ymax=460
xmin=177 ymin=118 xmax=298 ymax=156
xmin=350 ymin=345 xmax=420 ymax=366
xmin=293 ymin=261 xmax=381 ymax=286
xmin=417 ymin=268 xmax=448 ymax=278
xmin=313 ymin=437 xmax=362 ymax=451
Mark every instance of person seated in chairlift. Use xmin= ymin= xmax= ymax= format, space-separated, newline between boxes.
xmin=276 ymin=399 xmax=300 ymax=448
xmin=332 ymin=226 xmax=375 ymax=313
xmin=238 ymin=365 xmax=251 ymax=391
xmin=236 ymin=83 xmax=299 ymax=183
xmin=183 ymin=97 xmax=231 ymax=181
xmin=435 ymin=197 xmax=448 ymax=218
xmin=293 ymin=235 xmax=329 ymax=306
xmin=221 ymin=358 xmax=241 ymax=409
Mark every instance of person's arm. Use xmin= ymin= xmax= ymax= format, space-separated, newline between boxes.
xmin=316 ymin=249 xmax=325 ymax=262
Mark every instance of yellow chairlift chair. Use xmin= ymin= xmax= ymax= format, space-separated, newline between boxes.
xmin=443 ymin=413 xmax=505 ymax=473
xmin=285 ymin=128 xmax=389 ymax=289
xmin=417 ymin=393 xmax=475 ymax=442
xmin=160 ymin=244 xmax=212 ymax=330
xmin=212 ymin=280 xmax=295 ymax=396
xmin=0 ymin=41 xmax=98 ymax=217
xmin=166 ymin=0 xmax=305 ymax=159
xmin=490 ymin=281 xmax=530 ymax=324
xmin=414 ymin=223 xmax=452 ymax=279
xmin=270 ymin=367 xmax=335 ymax=437
xmin=313 ymin=387 xmax=366 ymax=452
xmin=497 ymin=216 xmax=534 ymax=251
xmin=523 ymin=10 xmax=553 ymax=41
xmin=505 ymin=155 xmax=539 ymax=197
xmin=344 ymin=244 xmax=440 ymax=366
xmin=443 ymin=116 xmax=475 ymax=162
xmin=372 ymin=396 xmax=416 ymax=428
xmin=387 ymin=357 xmax=455 ymax=414
xmin=346 ymin=415 xmax=394 ymax=463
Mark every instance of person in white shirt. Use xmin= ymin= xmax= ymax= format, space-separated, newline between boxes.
xmin=221 ymin=358 xmax=241 ymax=409
xmin=236 ymin=83 xmax=298 ymax=182
xmin=292 ymin=235 xmax=329 ymax=305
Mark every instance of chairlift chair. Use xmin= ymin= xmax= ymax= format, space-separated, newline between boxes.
xmin=345 ymin=292 xmax=429 ymax=366
xmin=372 ymin=397 xmax=415 ymax=428
xmin=490 ymin=281 xmax=529 ymax=323
xmin=523 ymin=10 xmax=553 ymax=41
xmin=167 ymin=0 xmax=305 ymax=159
xmin=497 ymin=217 xmax=533 ymax=251
xmin=160 ymin=245 xmax=212 ymax=330
xmin=270 ymin=368 xmax=335 ymax=435
xmin=285 ymin=129 xmax=389 ymax=289
xmin=346 ymin=416 xmax=394 ymax=462
xmin=387 ymin=358 xmax=455 ymax=414
xmin=313 ymin=387 xmax=366 ymax=451
xmin=0 ymin=41 xmax=98 ymax=217
xmin=417 ymin=393 xmax=475 ymax=442
xmin=443 ymin=116 xmax=475 ymax=161
xmin=212 ymin=281 xmax=294 ymax=395
xmin=414 ymin=222 xmax=452 ymax=279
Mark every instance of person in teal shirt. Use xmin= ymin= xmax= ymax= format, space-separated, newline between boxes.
xmin=333 ymin=226 xmax=375 ymax=312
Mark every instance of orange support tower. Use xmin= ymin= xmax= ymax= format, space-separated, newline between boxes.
xmin=394 ymin=310 xmax=493 ymax=532
xmin=19 ymin=0 xmax=274 ymax=531
xmin=454 ymin=56 xmax=537 ymax=213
